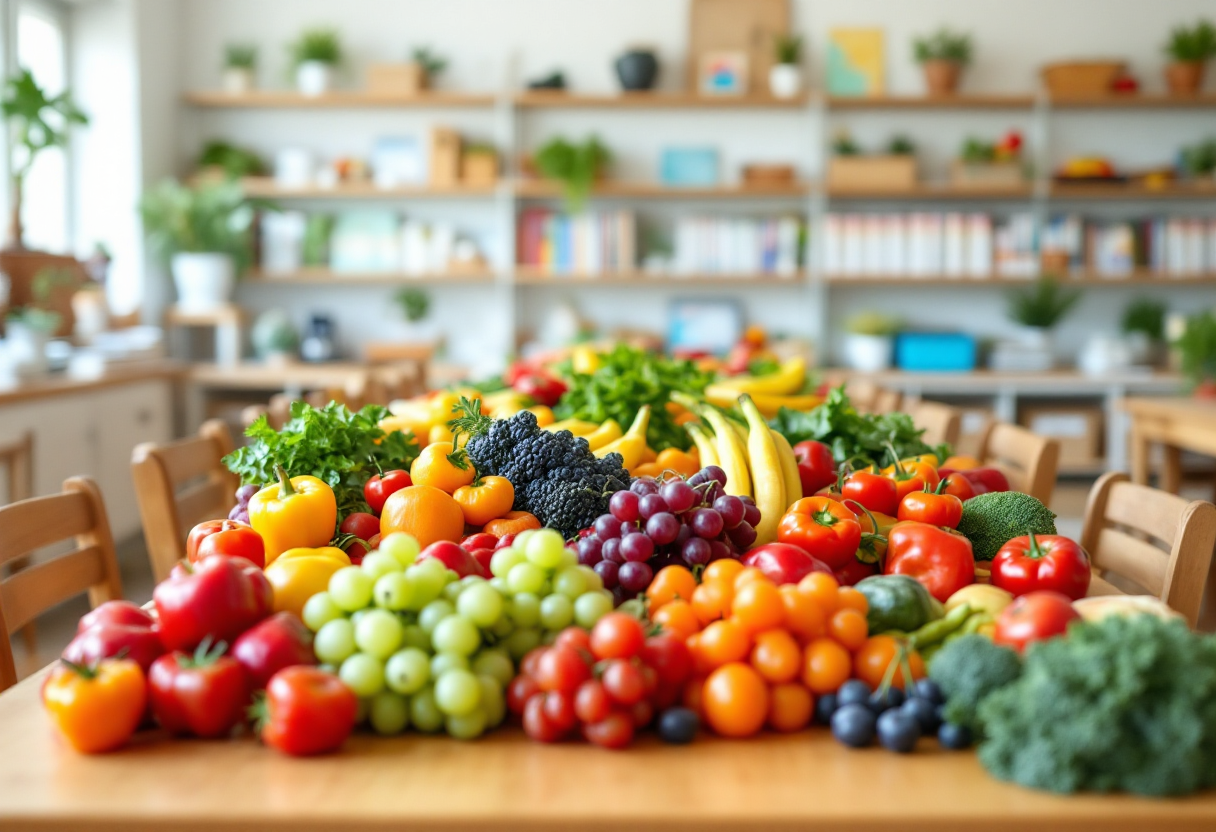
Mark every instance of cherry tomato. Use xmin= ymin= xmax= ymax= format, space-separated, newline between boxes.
xmin=835 ymin=587 xmax=869 ymax=615
xmin=767 ymin=682 xmax=814 ymax=733
xmin=653 ymin=599 xmax=701 ymax=640
xmin=630 ymin=699 xmax=654 ymax=729
xmin=574 ymin=679 xmax=613 ymax=724
xmin=640 ymin=633 xmax=694 ymax=687
xmin=779 ymin=585 xmax=827 ymax=643
xmin=646 ymin=565 xmax=697 ymax=610
xmin=897 ymin=484 xmax=964 ymax=529
xmin=363 ymin=470 xmax=412 ymax=515
xmin=797 ymin=572 xmax=840 ymax=615
xmin=698 ymin=619 xmax=751 ymax=668
xmin=750 ymin=629 xmax=801 ymax=683
xmin=731 ymin=580 xmax=785 ymax=634
xmin=886 ymin=461 xmax=941 ymax=503
xmin=842 ymin=471 xmax=899 ymax=516
xmin=523 ymin=693 xmax=566 ymax=743
xmin=519 ymin=646 xmax=546 ymax=679
xmin=692 ymin=580 xmax=733 ymax=626
xmin=601 ymin=659 xmax=646 ymax=706
xmin=853 ymin=635 xmax=925 ymax=691
xmin=582 ymin=711 xmax=634 ymax=749
xmin=507 ymin=674 xmax=540 ymax=716
xmin=801 ymin=637 xmax=851 ymax=693
xmin=339 ymin=512 xmax=381 ymax=544
xmin=702 ymin=663 xmax=769 ymax=738
xmin=941 ymin=472 xmax=976 ymax=502
xmin=828 ymin=608 xmax=869 ymax=651
xmin=535 ymin=646 xmax=592 ymax=693
xmin=554 ymin=627 xmax=593 ymax=657
xmin=541 ymin=690 xmax=578 ymax=732
xmin=589 ymin=613 xmax=645 ymax=660
xmin=702 ymin=559 xmax=745 ymax=585
xmin=993 ymin=591 xmax=1081 ymax=653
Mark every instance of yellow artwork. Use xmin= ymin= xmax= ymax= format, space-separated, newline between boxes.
xmin=827 ymin=29 xmax=885 ymax=97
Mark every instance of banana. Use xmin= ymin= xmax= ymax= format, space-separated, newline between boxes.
xmin=704 ymin=385 xmax=822 ymax=417
xmin=713 ymin=356 xmax=807 ymax=396
xmin=583 ymin=419 xmax=622 ymax=451
xmin=739 ymin=395 xmax=785 ymax=545
xmin=686 ymin=423 xmax=720 ymax=468
xmin=770 ymin=428 xmax=803 ymax=509
xmin=594 ymin=406 xmax=650 ymax=470
xmin=543 ymin=418 xmax=599 ymax=436
xmin=699 ymin=405 xmax=751 ymax=499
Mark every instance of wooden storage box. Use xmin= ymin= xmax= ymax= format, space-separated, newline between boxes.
xmin=1019 ymin=404 xmax=1104 ymax=468
xmin=742 ymin=164 xmax=796 ymax=186
xmin=462 ymin=151 xmax=499 ymax=186
xmin=827 ymin=156 xmax=916 ymax=192
xmin=949 ymin=161 xmax=1024 ymax=189
xmin=366 ymin=63 xmax=423 ymax=96
xmin=429 ymin=128 xmax=461 ymax=187
xmin=1040 ymin=61 xmax=1125 ymax=97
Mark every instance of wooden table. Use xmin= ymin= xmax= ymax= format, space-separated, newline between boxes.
xmin=1123 ymin=397 xmax=1216 ymax=494
xmin=3 ymin=671 xmax=1215 ymax=831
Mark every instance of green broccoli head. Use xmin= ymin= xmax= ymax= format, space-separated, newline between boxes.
xmin=956 ymin=490 xmax=1057 ymax=561
xmin=928 ymin=634 xmax=1022 ymax=733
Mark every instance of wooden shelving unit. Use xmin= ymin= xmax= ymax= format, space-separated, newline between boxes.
xmin=514 ymin=91 xmax=810 ymax=109
xmin=240 ymin=177 xmax=501 ymax=199
xmin=1049 ymin=180 xmax=1216 ymax=200
xmin=515 ymin=180 xmax=812 ymax=199
xmin=183 ymin=90 xmax=496 ymax=108
xmin=247 ymin=268 xmax=495 ymax=285
xmin=1048 ymin=92 xmax=1216 ymax=109
xmin=513 ymin=268 xmax=804 ymax=287
xmin=827 ymin=184 xmax=1034 ymax=200
xmin=826 ymin=94 xmax=1034 ymax=110
xmin=827 ymin=273 xmax=1216 ymax=287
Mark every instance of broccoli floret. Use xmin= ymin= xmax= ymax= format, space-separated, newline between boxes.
xmin=956 ymin=491 xmax=1057 ymax=561
xmin=928 ymin=635 xmax=1022 ymax=734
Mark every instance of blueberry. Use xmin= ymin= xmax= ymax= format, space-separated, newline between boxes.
xmin=869 ymin=686 xmax=905 ymax=713
xmin=876 ymin=709 xmax=921 ymax=753
xmin=831 ymin=703 xmax=877 ymax=748
xmin=914 ymin=678 xmax=944 ymax=705
xmin=813 ymin=692 xmax=838 ymax=726
xmin=938 ymin=722 xmax=973 ymax=750
xmin=836 ymin=679 xmax=872 ymax=709
xmin=901 ymin=696 xmax=940 ymax=734
xmin=657 ymin=708 xmax=699 ymax=745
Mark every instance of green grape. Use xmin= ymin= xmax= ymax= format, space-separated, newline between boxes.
xmin=373 ymin=572 xmax=414 ymax=611
xmin=503 ymin=627 xmax=541 ymax=660
xmin=445 ymin=708 xmax=487 ymax=740
xmin=404 ymin=562 xmax=448 ymax=610
xmin=409 ymin=687 xmax=444 ymax=733
xmin=488 ymin=576 xmax=510 ymax=595
xmin=471 ymin=650 xmax=515 ymax=687
xmin=354 ymin=609 xmax=405 ymax=659
xmin=442 ymin=581 xmax=464 ymax=602
xmin=525 ymin=529 xmax=566 ymax=569
xmin=301 ymin=592 xmax=343 ymax=631
xmin=507 ymin=562 xmax=546 ymax=595
xmin=431 ymin=615 xmax=480 ymax=656
xmin=540 ymin=630 xmax=558 ymax=646
xmin=512 ymin=529 xmax=537 ymax=549
xmin=434 ymin=669 xmax=481 ymax=716
xmin=380 ymin=532 xmax=420 ymax=567
xmin=508 ymin=592 xmax=541 ymax=628
xmin=329 ymin=567 xmax=375 ymax=612
xmin=552 ymin=567 xmax=587 ymax=600
xmin=574 ymin=591 xmax=614 ymax=629
xmin=578 ymin=564 xmax=604 ymax=594
xmin=459 ymin=575 xmax=487 ymax=589
xmin=384 ymin=647 xmax=430 ymax=695
xmin=339 ymin=653 xmax=385 ymax=698
xmin=400 ymin=623 xmax=430 ymax=651
xmin=489 ymin=547 xmax=525 ymax=579
xmin=618 ymin=598 xmax=645 ymax=620
xmin=316 ymin=663 xmax=336 ymax=675
xmin=489 ymin=616 xmax=514 ymax=639
xmin=539 ymin=593 xmax=574 ymax=630
xmin=418 ymin=600 xmax=456 ymax=634
xmin=430 ymin=651 xmax=468 ymax=677
xmin=361 ymin=552 xmax=402 ymax=581
xmin=350 ymin=609 xmax=369 ymax=628
xmin=314 ymin=618 xmax=356 ymax=663
xmin=558 ymin=547 xmax=578 ymax=569
xmin=598 ymin=588 xmax=615 ymax=604
xmin=478 ymin=674 xmax=506 ymax=728
xmin=457 ymin=582 xmax=504 ymax=628
xmin=369 ymin=690 xmax=410 ymax=735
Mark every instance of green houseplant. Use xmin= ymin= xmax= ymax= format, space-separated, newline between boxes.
xmin=1122 ymin=297 xmax=1167 ymax=365
xmin=1175 ymin=310 xmax=1216 ymax=392
xmin=770 ymin=34 xmax=803 ymax=98
xmin=288 ymin=28 xmax=342 ymax=96
xmin=411 ymin=46 xmax=447 ymax=88
xmin=1 ymin=69 xmax=87 ymax=249
xmin=1163 ymin=20 xmax=1216 ymax=94
xmin=1006 ymin=277 xmax=1081 ymax=356
xmin=4 ymin=267 xmax=76 ymax=375
xmin=913 ymin=28 xmax=972 ymax=95
xmin=223 ymin=43 xmax=258 ymax=93
xmin=534 ymin=135 xmax=611 ymax=211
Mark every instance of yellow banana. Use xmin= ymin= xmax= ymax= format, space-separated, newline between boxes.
xmin=686 ymin=423 xmax=719 ymax=469
xmin=713 ymin=356 xmax=807 ymax=396
xmin=594 ymin=406 xmax=650 ymax=470
xmin=543 ymin=418 xmax=599 ymax=436
xmin=584 ymin=419 xmax=622 ymax=451
xmin=705 ymin=385 xmax=822 ymax=418
xmin=740 ymin=395 xmax=785 ymax=545
xmin=770 ymin=429 xmax=802 ymax=510
xmin=699 ymin=406 xmax=751 ymax=499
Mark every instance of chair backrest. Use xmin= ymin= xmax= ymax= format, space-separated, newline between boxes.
xmin=0 ymin=477 xmax=123 ymax=691
xmin=131 ymin=420 xmax=239 ymax=582
xmin=909 ymin=401 xmax=962 ymax=449
xmin=0 ymin=432 xmax=33 ymax=505
xmin=1080 ymin=471 xmax=1216 ymax=629
xmin=976 ymin=421 xmax=1060 ymax=505
xmin=847 ymin=380 xmax=903 ymax=415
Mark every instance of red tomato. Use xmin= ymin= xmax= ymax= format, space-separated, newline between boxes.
xmin=506 ymin=674 xmax=541 ymax=716
xmin=940 ymin=472 xmax=976 ymax=502
xmin=582 ymin=711 xmax=634 ymax=749
xmin=776 ymin=497 xmax=862 ymax=570
xmin=540 ymin=690 xmax=578 ymax=732
xmin=339 ymin=512 xmax=381 ymax=543
xmin=841 ymin=471 xmax=900 ymax=516
xmin=897 ymin=484 xmax=964 ymax=529
xmin=535 ymin=646 xmax=592 ymax=694
xmin=991 ymin=534 xmax=1092 ymax=600
xmin=523 ymin=693 xmax=567 ymax=743
xmin=363 ymin=470 xmax=412 ymax=515
xmin=639 ymin=633 xmax=694 ymax=688
xmin=793 ymin=440 xmax=836 ymax=495
xmin=62 ymin=623 xmax=164 ymax=674
xmin=77 ymin=600 xmax=156 ymax=634
xmin=258 ymin=666 xmax=357 ymax=756
xmin=993 ymin=591 xmax=1081 ymax=653
xmin=416 ymin=541 xmax=487 ymax=579
xmin=148 ymin=639 xmax=248 ymax=738
xmin=153 ymin=556 xmax=273 ymax=652
xmin=513 ymin=373 xmax=567 ymax=407
xmin=886 ymin=461 xmax=941 ymax=503
xmin=743 ymin=542 xmax=832 ymax=584
xmin=833 ymin=558 xmax=879 ymax=587
xmin=574 ymin=679 xmax=613 ymax=723
xmin=461 ymin=532 xmax=499 ymax=552
xmin=601 ymin=659 xmax=646 ymax=706
xmin=554 ymin=626 xmax=593 ymax=656
xmin=231 ymin=612 xmax=317 ymax=689
xmin=186 ymin=519 xmax=265 ymax=569
xmin=590 ymin=612 xmax=646 ymax=660
xmin=883 ymin=521 xmax=975 ymax=602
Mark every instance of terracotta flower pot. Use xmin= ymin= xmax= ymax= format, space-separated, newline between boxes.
xmin=922 ymin=60 xmax=962 ymax=95
xmin=1165 ymin=61 xmax=1205 ymax=95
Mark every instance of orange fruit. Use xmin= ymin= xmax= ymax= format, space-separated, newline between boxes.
xmin=828 ymin=608 xmax=869 ymax=652
xmin=379 ymin=485 xmax=466 ymax=550
xmin=656 ymin=448 xmax=699 ymax=478
xmin=798 ymin=572 xmax=840 ymax=615
xmin=801 ymin=637 xmax=851 ymax=694
xmin=699 ymin=619 xmax=751 ymax=668
xmin=779 ymin=585 xmax=827 ymax=643
xmin=749 ymin=629 xmax=802 ymax=684
xmin=452 ymin=476 xmax=515 ymax=526
xmin=483 ymin=511 xmax=541 ymax=537
xmin=767 ymin=683 xmax=814 ymax=733
xmin=410 ymin=442 xmax=477 ymax=494
xmin=703 ymin=559 xmax=745 ymax=585
xmin=732 ymin=566 xmax=769 ymax=591
xmin=731 ymin=580 xmax=785 ymax=634
xmin=653 ymin=599 xmax=701 ymax=640
xmin=691 ymin=580 xmax=733 ymax=626
xmin=702 ymin=663 xmax=769 ymax=738
xmin=835 ymin=587 xmax=869 ymax=615
xmin=854 ymin=635 xmax=925 ymax=691
xmin=647 ymin=565 xmax=697 ymax=610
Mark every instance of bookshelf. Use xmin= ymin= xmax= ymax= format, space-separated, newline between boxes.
xmin=183 ymin=90 xmax=496 ymax=108
xmin=826 ymin=273 xmax=1216 ymax=287
xmin=247 ymin=268 xmax=496 ymax=285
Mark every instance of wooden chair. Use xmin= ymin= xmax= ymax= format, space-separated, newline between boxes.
xmin=1081 ymin=471 xmax=1216 ymax=630
xmin=0 ymin=433 xmax=35 ymax=655
xmin=131 ymin=420 xmax=239 ymax=583
xmin=976 ymin=421 xmax=1060 ymax=505
xmin=0 ymin=477 xmax=123 ymax=691
xmin=909 ymin=400 xmax=962 ymax=449
xmin=847 ymin=380 xmax=903 ymax=415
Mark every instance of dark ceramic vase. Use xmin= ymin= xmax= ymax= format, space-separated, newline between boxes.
xmin=615 ymin=49 xmax=658 ymax=91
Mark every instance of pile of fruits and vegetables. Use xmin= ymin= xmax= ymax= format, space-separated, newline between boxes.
xmin=40 ymin=344 xmax=1216 ymax=799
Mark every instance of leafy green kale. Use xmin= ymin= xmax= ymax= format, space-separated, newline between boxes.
xmin=554 ymin=344 xmax=713 ymax=452
xmin=978 ymin=616 xmax=1216 ymax=797
xmin=768 ymin=386 xmax=948 ymax=465
xmin=223 ymin=401 xmax=419 ymax=520
xmin=928 ymin=634 xmax=1022 ymax=734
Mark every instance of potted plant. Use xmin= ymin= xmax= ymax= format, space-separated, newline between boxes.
xmin=913 ymin=27 xmax=972 ymax=96
xmin=769 ymin=34 xmax=803 ymax=99
xmin=139 ymin=180 xmax=263 ymax=311
xmin=842 ymin=312 xmax=900 ymax=371
xmin=1163 ymin=19 xmax=1216 ymax=95
xmin=1175 ymin=311 xmax=1216 ymax=395
xmin=223 ymin=43 xmax=257 ymax=94
xmin=1006 ymin=276 xmax=1082 ymax=352
xmin=533 ymin=135 xmax=611 ymax=211
xmin=951 ymin=131 xmax=1024 ymax=189
xmin=826 ymin=131 xmax=917 ymax=192
xmin=411 ymin=46 xmax=448 ymax=90
xmin=288 ymin=28 xmax=342 ymax=96
xmin=1121 ymin=297 xmax=1167 ymax=366
xmin=4 ymin=306 xmax=58 ymax=376
xmin=1 ymin=69 xmax=87 ymax=250
xmin=394 ymin=287 xmax=437 ymax=342
xmin=1181 ymin=137 xmax=1216 ymax=180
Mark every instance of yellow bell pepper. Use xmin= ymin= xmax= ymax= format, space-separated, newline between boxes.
xmin=572 ymin=346 xmax=601 ymax=375
xmin=264 ymin=547 xmax=350 ymax=618
xmin=248 ymin=466 xmax=337 ymax=564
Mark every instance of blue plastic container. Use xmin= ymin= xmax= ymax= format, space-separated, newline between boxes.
xmin=895 ymin=332 xmax=977 ymax=372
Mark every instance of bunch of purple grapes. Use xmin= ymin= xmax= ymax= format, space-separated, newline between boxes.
xmin=228 ymin=484 xmax=258 ymax=525
xmin=575 ymin=465 xmax=762 ymax=603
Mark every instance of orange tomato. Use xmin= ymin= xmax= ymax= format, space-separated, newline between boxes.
xmin=733 ymin=566 xmax=769 ymax=591
xmin=941 ymin=455 xmax=980 ymax=471
xmin=779 ymin=585 xmax=827 ymax=643
xmin=691 ymin=580 xmax=733 ymax=626
xmin=730 ymin=580 xmax=785 ymax=634
xmin=835 ymin=587 xmax=869 ymax=615
xmin=653 ymin=599 xmax=700 ymax=640
xmin=798 ymin=572 xmax=840 ymax=615
xmin=379 ymin=485 xmax=466 ymax=550
xmin=42 ymin=658 xmax=147 ymax=753
xmin=632 ymin=463 xmax=664 ymax=479
xmin=410 ymin=442 xmax=476 ymax=494
xmin=828 ymin=608 xmax=869 ymax=651
xmin=703 ymin=559 xmax=745 ymax=585
xmin=749 ymin=629 xmax=801 ymax=684
xmin=801 ymin=637 xmax=851 ymax=694
xmin=656 ymin=448 xmax=699 ymax=478
xmin=647 ymin=565 xmax=698 ymax=610
xmin=767 ymin=682 xmax=814 ymax=733
xmin=686 ymin=633 xmax=716 ymax=677
xmin=682 ymin=675 xmax=706 ymax=718
xmin=452 ymin=476 xmax=515 ymax=526
xmin=483 ymin=511 xmax=541 ymax=537
xmin=854 ymin=635 xmax=926 ymax=691
xmin=702 ymin=663 xmax=769 ymax=738
xmin=699 ymin=619 xmax=751 ymax=668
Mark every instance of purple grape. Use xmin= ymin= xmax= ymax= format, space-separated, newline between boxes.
xmin=727 ymin=521 xmax=758 ymax=550
xmin=702 ymin=465 xmax=728 ymax=486
xmin=620 ymin=532 xmax=655 ymax=563
xmin=594 ymin=514 xmax=622 ymax=540
xmin=742 ymin=502 xmax=762 ymax=527
xmin=235 ymin=484 xmax=258 ymax=505
xmin=602 ymin=537 xmax=624 ymax=564
xmin=708 ymin=539 xmax=731 ymax=561
xmin=674 ymin=524 xmax=693 ymax=548
xmin=682 ymin=537 xmax=712 ymax=566
xmin=687 ymin=471 xmax=709 ymax=488
xmin=704 ymin=482 xmax=726 ymax=504
xmin=594 ymin=560 xmax=620 ymax=589
xmin=228 ymin=504 xmax=248 ymax=522
xmin=691 ymin=508 xmax=725 ymax=539
xmin=611 ymin=585 xmax=634 ymax=606
xmin=577 ymin=535 xmax=604 ymax=566
xmin=610 ymin=490 xmax=641 ymax=522
xmin=618 ymin=561 xmax=654 ymax=593
xmin=630 ymin=477 xmax=659 ymax=497
xmin=639 ymin=494 xmax=670 ymax=520
xmin=646 ymin=512 xmax=680 ymax=545
xmin=713 ymin=495 xmax=745 ymax=529
xmin=620 ymin=520 xmax=639 ymax=537
xmin=660 ymin=480 xmax=697 ymax=513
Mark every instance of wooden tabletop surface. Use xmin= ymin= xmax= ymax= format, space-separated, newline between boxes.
xmin=2 ymin=670 xmax=1215 ymax=832
xmin=1122 ymin=396 xmax=1216 ymax=418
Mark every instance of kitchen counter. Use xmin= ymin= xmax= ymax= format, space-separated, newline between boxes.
xmin=0 ymin=361 xmax=188 ymax=407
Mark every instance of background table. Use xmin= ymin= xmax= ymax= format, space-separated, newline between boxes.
xmin=1122 ymin=397 xmax=1216 ymax=496
xmin=3 ymin=671 xmax=1215 ymax=832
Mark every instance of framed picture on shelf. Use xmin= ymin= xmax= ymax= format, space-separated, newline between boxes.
xmin=667 ymin=299 xmax=742 ymax=355
xmin=826 ymin=28 xmax=885 ymax=96
xmin=699 ymin=51 xmax=749 ymax=96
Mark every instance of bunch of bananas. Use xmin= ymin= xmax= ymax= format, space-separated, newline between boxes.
xmin=703 ymin=356 xmax=821 ymax=417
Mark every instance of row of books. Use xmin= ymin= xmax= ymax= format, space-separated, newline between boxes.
xmin=517 ymin=210 xmax=637 ymax=275
xmin=822 ymin=213 xmax=1021 ymax=278
xmin=1041 ymin=215 xmax=1216 ymax=276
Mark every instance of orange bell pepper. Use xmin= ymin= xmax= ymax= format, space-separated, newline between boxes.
xmin=42 ymin=658 xmax=146 ymax=753
xmin=776 ymin=496 xmax=861 ymax=571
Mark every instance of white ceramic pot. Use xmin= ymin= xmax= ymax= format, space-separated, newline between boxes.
xmin=5 ymin=320 xmax=51 ymax=376
xmin=843 ymin=334 xmax=894 ymax=372
xmin=296 ymin=61 xmax=334 ymax=96
xmin=223 ymin=67 xmax=255 ymax=94
xmin=1012 ymin=325 xmax=1053 ymax=352
xmin=171 ymin=252 xmax=235 ymax=311
xmin=769 ymin=63 xmax=802 ymax=99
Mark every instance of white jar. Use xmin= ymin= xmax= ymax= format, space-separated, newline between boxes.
xmin=296 ymin=61 xmax=334 ymax=96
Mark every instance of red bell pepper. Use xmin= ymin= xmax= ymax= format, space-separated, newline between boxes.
xmin=231 ymin=612 xmax=318 ymax=689
xmin=990 ymin=533 xmax=1091 ymax=600
xmin=417 ymin=541 xmax=488 ymax=578
xmin=77 ymin=600 xmax=156 ymax=634
xmin=256 ymin=666 xmax=358 ymax=757
xmin=792 ymin=440 xmax=837 ymax=496
xmin=186 ymin=519 xmax=266 ymax=569
xmin=513 ymin=373 xmax=567 ymax=407
xmin=154 ymin=555 xmax=273 ymax=652
xmin=883 ymin=521 xmax=976 ymax=602
xmin=776 ymin=497 xmax=862 ymax=570
xmin=897 ymin=480 xmax=964 ymax=529
xmin=148 ymin=637 xmax=249 ymax=738
xmin=62 ymin=622 xmax=164 ymax=674
xmin=833 ymin=559 xmax=879 ymax=587
xmin=743 ymin=542 xmax=832 ymax=585
xmin=841 ymin=470 xmax=899 ymax=516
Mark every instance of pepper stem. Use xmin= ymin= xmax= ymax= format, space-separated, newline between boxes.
xmin=276 ymin=464 xmax=297 ymax=498
xmin=1027 ymin=530 xmax=1043 ymax=560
